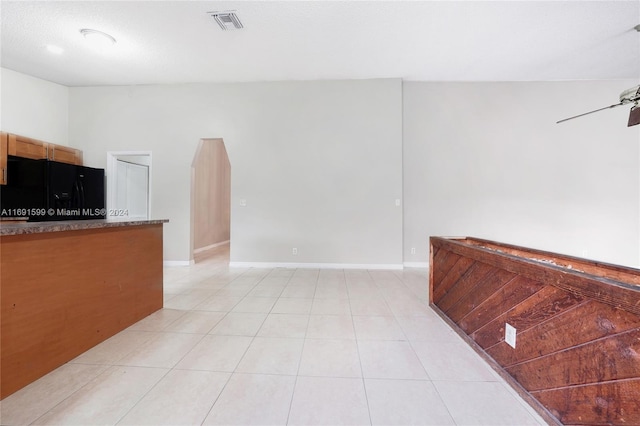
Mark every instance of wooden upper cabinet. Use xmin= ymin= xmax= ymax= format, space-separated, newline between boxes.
xmin=0 ymin=132 xmax=7 ymax=185
xmin=7 ymin=134 xmax=48 ymax=160
xmin=48 ymin=144 xmax=83 ymax=165
xmin=5 ymin=133 xmax=83 ymax=166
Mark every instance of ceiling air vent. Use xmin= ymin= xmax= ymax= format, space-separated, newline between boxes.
xmin=209 ymin=11 xmax=243 ymax=30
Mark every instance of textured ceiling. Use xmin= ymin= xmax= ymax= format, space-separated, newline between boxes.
xmin=1 ymin=1 xmax=639 ymax=87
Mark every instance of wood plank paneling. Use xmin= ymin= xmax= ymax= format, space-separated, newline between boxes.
xmin=458 ymin=275 xmax=544 ymax=334
xmin=472 ymin=285 xmax=584 ymax=350
xmin=465 ymin=238 xmax=640 ymax=287
xmin=433 ymin=255 xmax=475 ymax=304
xmin=1 ymin=224 xmax=163 ymax=398
xmin=431 ymin=249 xmax=459 ymax=292
xmin=448 ymin=268 xmax=516 ymax=323
xmin=431 ymin=244 xmax=440 ymax=263
xmin=487 ymin=301 xmax=640 ymax=367
xmin=507 ymin=329 xmax=640 ymax=391
xmin=438 ymin=261 xmax=494 ymax=313
xmin=430 ymin=236 xmax=640 ymax=426
xmin=433 ymin=237 xmax=640 ymax=316
xmin=532 ymin=379 xmax=640 ymax=425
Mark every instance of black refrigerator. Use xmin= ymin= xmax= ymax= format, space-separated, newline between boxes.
xmin=47 ymin=160 xmax=105 ymax=220
xmin=0 ymin=156 xmax=106 ymax=221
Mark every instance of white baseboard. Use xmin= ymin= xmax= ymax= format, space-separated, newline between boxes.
xmin=163 ymin=260 xmax=195 ymax=267
xmin=403 ymin=262 xmax=429 ymax=268
xmin=228 ymin=262 xmax=404 ymax=270
xmin=193 ymin=240 xmax=230 ymax=254
xmin=165 ymin=260 xmax=424 ymax=269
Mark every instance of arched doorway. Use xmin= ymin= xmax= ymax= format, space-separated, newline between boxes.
xmin=190 ymin=138 xmax=231 ymax=263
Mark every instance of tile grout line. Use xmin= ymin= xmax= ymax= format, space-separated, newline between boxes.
xmin=350 ymin=269 xmax=374 ymax=426
xmin=195 ymin=266 xmax=274 ymax=424
xmin=22 ymin=364 xmax=111 ymax=426
xmin=112 ymin=365 xmax=175 ymax=426
xmin=368 ymin=268 xmax=460 ymax=426
xmin=113 ymin=281 xmax=219 ymax=425
xmin=175 ymin=266 xmax=269 ymax=424
xmin=284 ymin=267 xmax=318 ymax=425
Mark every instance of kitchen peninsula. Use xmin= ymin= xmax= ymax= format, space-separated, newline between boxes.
xmin=0 ymin=219 xmax=168 ymax=398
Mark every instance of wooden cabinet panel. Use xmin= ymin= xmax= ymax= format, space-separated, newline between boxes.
xmin=0 ymin=132 xmax=7 ymax=185
xmin=1 ymin=132 xmax=84 ymax=184
xmin=7 ymin=134 xmax=48 ymax=160
xmin=48 ymin=144 xmax=82 ymax=165
xmin=0 ymin=224 xmax=164 ymax=399
xmin=3 ymin=133 xmax=83 ymax=166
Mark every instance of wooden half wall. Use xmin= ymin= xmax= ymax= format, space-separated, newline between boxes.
xmin=1 ymin=223 xmax=164 ymax=398
xmin=430 ymin=236 xmax=640 ymax=425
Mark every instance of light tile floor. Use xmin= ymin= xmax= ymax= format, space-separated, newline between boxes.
xmin=0 ymin=245 xmax=547 ymax=425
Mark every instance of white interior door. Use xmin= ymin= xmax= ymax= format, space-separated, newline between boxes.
xmin=115 ymin=160 xmax=149 ymax=219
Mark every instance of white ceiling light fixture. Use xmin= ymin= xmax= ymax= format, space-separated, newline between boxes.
xmin=79 ymin=28 xmax=117 ymax=49
xmin=208 ymin=11 xmax=243 ymax=30
xmin=46 ymin=45 xmax=64 ymax=54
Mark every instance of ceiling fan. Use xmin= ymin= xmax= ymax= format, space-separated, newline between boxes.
xmin=557 ymin=84 xmax=640 ymax=127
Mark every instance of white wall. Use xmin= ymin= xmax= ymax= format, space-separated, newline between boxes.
xmin=0 ymin=68 xmax=69 ymax=145
xmin=6 ymin=68 xmax=637 ymax=268
xmin=403 ymin=81 xmax=640 ymax=267
xmin=69 ymin=79 xmax=403 ymax=265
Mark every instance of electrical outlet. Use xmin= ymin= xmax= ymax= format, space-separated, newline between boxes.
xmin=505 ymin=323 xmax=516 ymax=348
xmin=239 ymin=199 xmax=247 ymax=207
xmin=395 ymin=199 xmax=401 ymax=206
xmin=410 ymin=247 xmax=416 ymax=255
xmin=582 ymin=249 xmax=589 ymax=257
xmin=292 ymin=248 xmax=298 ymax=255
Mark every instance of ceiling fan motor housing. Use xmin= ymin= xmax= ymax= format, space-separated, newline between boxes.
xmin=623 ymin=85 xmax=640 ymax=127
xmin=620 ymin=85 xmax=640 ymax=104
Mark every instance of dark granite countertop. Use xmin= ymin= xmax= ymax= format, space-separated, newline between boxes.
xmin=0 ymin=219 xmax=169 ymax=236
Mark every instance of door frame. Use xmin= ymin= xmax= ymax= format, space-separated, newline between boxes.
xmin=106 ymin=151 xmax=152 ymax=220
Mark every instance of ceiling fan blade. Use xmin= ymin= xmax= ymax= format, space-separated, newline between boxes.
xmin=556 ymin=102 xmax=625 ymax=124
xmin=628 ymin=105 xmax=640 ymax=127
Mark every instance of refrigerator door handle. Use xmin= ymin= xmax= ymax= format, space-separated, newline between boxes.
xmin=72 ymin=182 xmax=80 ymax=209
xmin=79 ymin=181 xmax=85 ymax=210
